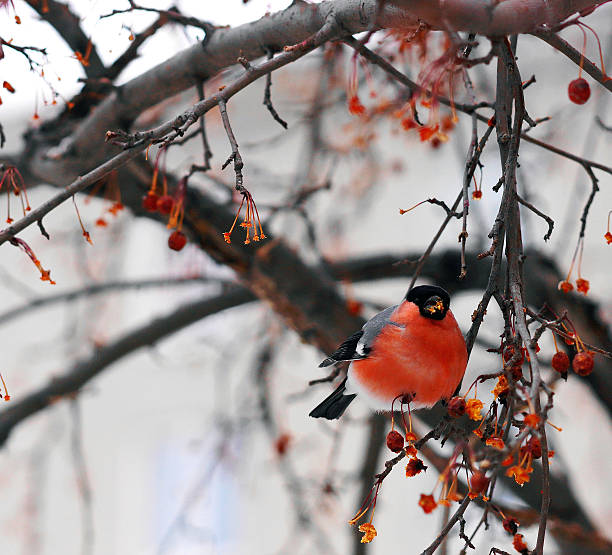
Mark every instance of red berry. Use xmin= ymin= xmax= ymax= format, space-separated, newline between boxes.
xmin=572 ymin=351 xmax=594 ymax=376
xmin=168 ymin=230 xmax=187 ymax=251
xmin=157 ymin=195 xmax=174 ymax=215
xmin=568 ymin=78 xmax=590 ymax=105
xmin=386 ymin=430 xmax=404 ymax=453
xmin=142 ymin=192 xmax=159 ymax=212
xmin=447 ymin=396 xmax=466 ymax=418
xmin=551 ymin=351 xmax=570 ymax=373
xmin=274 ymin=433 xmax=291 ymax=457
xmin=469 ymin=472 xmax=489 ymax=495
xmin=520 ymin=436 xmax=542 ymax=460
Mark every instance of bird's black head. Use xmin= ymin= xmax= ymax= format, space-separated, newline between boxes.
xmin=405 ymin=285 xmax=451 ymax=321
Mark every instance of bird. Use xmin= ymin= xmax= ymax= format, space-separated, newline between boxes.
xmin=309 ymin=285 xmax=468 ymax=420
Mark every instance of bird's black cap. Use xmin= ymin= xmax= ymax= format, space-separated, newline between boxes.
xmin=405 ymin=285 xmax=451 ymax=320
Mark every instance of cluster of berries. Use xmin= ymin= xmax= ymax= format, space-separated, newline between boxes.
xmin=142 ymin=191 xmax=187 ymax=251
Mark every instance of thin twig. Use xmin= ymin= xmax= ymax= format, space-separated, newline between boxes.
xmin=263 ymin=48 xmax=288 ymax=129
xmin=516 ymin=194 xmax=554 ymax=241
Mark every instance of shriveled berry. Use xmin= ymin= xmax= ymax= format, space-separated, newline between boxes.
xmin=386 ymin=430 xmax=404 ymax=453
xmin=405 ymin=457 xmax=427 ymax=477
xmin=502 ymin=517 xmax=519 ymax=535
xmin=503 ymin=344 xmax=524 ymax=367
xmin=469 ymin=472 xmax=489 ymax=495
xmin=168 ymin=230 xmax=187 ymax=251
xmin=447 ymin=396 xmax=466 ymax=418
xmin=142 ymin=192 xmax=159 ymax=212
xmin=568 ymin=78 xmax=590 ymax=105
xmin=520 ymin=436 xmax=542 ymax=460
xmin=157 ymin=195 xmax=174 ymax=215
xmin=551 ymin=351 xmax=570 ymax=373
xmin=513 ymin=533 xmax=529 ymax=554
xmin=471 ymin=190 xmax=482 ymax=200
xmin=572 ymin=351 xmax=594 ymax=376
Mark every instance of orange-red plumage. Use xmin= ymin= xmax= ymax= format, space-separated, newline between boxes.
xmin=310 ymin=285 xmax=468 ymax=420
xmin=351 ymin=302 xmax=467 ymax=407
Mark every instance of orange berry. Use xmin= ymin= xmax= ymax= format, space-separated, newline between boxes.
xmin=576 ymin=278 xmax=589 ymax=295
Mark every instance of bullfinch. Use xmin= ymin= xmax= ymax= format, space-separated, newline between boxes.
xmin=309 ymin=285 xmax=467 ymax=420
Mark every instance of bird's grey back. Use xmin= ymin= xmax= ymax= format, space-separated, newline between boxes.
xmin=358 ymin=304 xmax=400 ymax=352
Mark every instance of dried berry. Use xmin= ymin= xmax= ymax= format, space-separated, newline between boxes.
xmin=551 ymin=351 xmax=570 ymax=373
xmin=142 ymin=192 xmax=159 ymax=212
xmin=405 ymin=457 xmax=427 ymax=477
xmin=386 ymin=430 xmax=404 ymax=453
xmin=520 ymin=436 xmax=542 ymax=460
xmin=568 ymin=78 xmax=590 ymax=104
xmin=168 ymin=230 xmax=187 ymax=251
xmin=502 ymin=517 xmax=519 ymax=535
xmin=576 ymin=278 xmax=589 ymax=295
xmin=418 ymin=493 xmax=437 ymax=514
xmin=503 ymin=345 xmax=524 ymax=367
xmin=447 ymin=396 xmax=466 ymax=418
xmin=572 ymin=351 xmax=594 ymax=376
xmin=513 ymin=533 xmax=529 ymax=554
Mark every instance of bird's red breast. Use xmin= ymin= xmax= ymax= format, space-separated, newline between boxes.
xmin=351 ymin=301 xmax=467 ymax=407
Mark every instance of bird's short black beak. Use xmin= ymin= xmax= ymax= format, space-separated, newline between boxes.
xmin=423 ymin=295 xmax=444 ymax=314
xmin=420 ymin=295 xmax=448 ymax=320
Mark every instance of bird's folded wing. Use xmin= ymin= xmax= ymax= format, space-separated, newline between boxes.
xmin=318 ymin=330 xmax=365 ymax=367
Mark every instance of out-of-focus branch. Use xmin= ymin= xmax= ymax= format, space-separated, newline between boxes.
xmin=0 ymin=289 xmax=254 ymax=447
xmin=24 ymin=0 xmax=105 ymax=78
xmin=106 ymin=14 xmax=168 ymax=81
xmin=352 ymin=414 xmax=386 ymax=555
xmin=0 ymin=276 xmax=226 ymax=327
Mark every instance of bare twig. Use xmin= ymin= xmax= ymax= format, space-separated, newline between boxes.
xmin=516 ymin=194 xmax=554 ymax=241
xmin=263 ymin=49 xmax=288 ymax=129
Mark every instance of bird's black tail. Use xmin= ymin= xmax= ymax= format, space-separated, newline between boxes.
xmin=309 ymin=379 xmax=357 ymax=420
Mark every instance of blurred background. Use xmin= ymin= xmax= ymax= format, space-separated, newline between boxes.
xmin=0 ymin=1 xmax=611 ymax=554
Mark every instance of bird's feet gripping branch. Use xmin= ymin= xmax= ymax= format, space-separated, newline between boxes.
xmin=309 ymin=285 xmax=468 ymax=420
